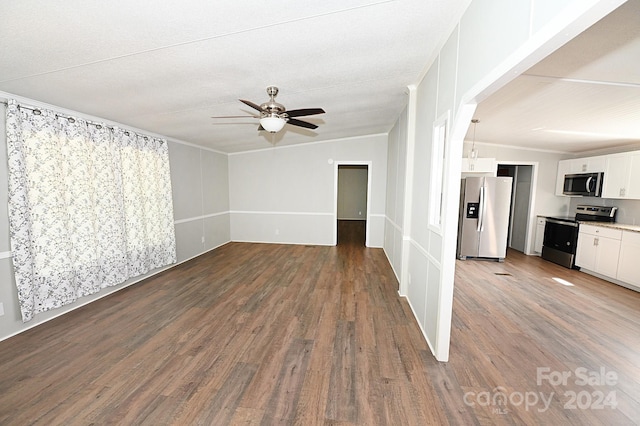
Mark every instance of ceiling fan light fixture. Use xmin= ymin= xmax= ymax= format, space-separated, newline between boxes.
xmin=259 ymin=114 xmax=286 ymax=133
xmin=220 ymin=87 xmax=324 ymax=136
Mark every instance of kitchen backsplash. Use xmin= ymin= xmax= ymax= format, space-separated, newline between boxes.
xmin=569 ymin=197 xmax=640 ymax=225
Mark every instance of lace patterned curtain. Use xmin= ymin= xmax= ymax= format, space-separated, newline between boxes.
xmin=6 ymin=100 xmax=176 ymax=322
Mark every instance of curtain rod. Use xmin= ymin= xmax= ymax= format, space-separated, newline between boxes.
xmin=2 ymin=100 xmax=152 ymax=138
xmin=3 ymin=100 xmax=84 ymax=122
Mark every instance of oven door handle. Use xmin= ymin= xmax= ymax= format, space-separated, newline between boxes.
xmin=546 ymin=218 xmax=579 ymax=228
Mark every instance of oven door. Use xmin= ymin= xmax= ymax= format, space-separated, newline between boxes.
xmin=543 ymin=219 xmax=578 ymax=254
xmin=541 ymin=219 xmax=579 ymax=268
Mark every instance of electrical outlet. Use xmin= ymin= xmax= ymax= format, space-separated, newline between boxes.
xmin=359 ymin=211 xmax=362 ymax=216
xmin=0 ymin=302 xmax=4 ymax=317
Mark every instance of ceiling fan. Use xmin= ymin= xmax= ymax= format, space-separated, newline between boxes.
xmin=212 ymin=86 xmax=325 ymax=133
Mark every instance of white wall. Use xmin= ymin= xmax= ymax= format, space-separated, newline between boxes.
xmin=337 ymin=166 xmax=368 ymax=220
xmin=384 ymin=107 xmax=408 ymax=282
xmin=229 ymin=134 xmax=388 ymax=247
xmin=170 ymin=142 xmax=231 ymax=263
xmin=388 ymin=0 xmax=626 ymax=361
xmin=0 ymin=98 xmax=231 ymax=341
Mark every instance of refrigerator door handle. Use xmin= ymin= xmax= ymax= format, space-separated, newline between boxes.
xmin=477 ymin=186 xmax=484 ymax=232
xmin=481 ymin=184 xmax=487 ymax=232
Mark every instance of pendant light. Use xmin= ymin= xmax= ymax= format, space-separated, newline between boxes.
xmin=469 ymin=119 xmax=479 ymax=161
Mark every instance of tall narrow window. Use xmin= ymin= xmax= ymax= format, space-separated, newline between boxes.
xmin=429 ymin=112 xmax=449 ymax=230
xmin=6 ymin=100 xmax=176 ymax=322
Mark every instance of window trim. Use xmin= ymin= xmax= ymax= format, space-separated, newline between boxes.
xmin=428 ymin=111 xmax=450 ymax=233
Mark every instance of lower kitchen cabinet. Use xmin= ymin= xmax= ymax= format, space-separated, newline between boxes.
xmin=617 ymin=231 xmax=640 ymax=287
xmin=575 ymin=224 xmax=622 ymax=278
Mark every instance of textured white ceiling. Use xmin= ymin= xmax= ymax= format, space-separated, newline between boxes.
xmin=469 ymin=0 xmax=640 ymax=154
xmin=0 ymin=0 xmax=471 ymax=152
xmin=4 ymin=1 xmax=636 ymax=155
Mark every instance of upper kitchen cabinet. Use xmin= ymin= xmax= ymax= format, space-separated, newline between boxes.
xmin=602 ymin=151 xmax=640 ymax=199
xmin=461 ymin=157 xmax=496 ymax=175
xmin=555 ymin=160 xmax=571 ymax=196
xmin=555 ymin=156 xmax=606 ymax=196
xmin=569 ymin=156 xmax=607 ymax=173
xmin=556 ymin=151 xmax=640 ymax=199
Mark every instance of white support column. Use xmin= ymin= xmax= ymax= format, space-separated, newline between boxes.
xmin=398 ymin=85 xmax=417 ymax=297
xmin=434 ymin=102 xmax=475 ymax=362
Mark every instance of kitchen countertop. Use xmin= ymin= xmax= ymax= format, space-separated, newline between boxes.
xmin=578 ymin=221 xmax=640 ymax=233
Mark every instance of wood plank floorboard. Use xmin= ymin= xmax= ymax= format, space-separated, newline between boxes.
xmin=0 ymin=222 xmax=639 ymax=424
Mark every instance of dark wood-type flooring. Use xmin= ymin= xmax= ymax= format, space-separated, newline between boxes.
xmin=0 ymin=221 xmax=638 ymax=425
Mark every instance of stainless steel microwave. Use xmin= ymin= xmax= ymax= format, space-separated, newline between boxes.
xmin=563 ymin=172 xmax=603 ymax=196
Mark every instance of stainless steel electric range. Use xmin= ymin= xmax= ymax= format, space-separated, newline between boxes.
xmin=541 ymin=205 xmax=617 ymax=269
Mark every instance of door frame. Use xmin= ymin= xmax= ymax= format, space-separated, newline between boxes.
xmin=333 ymin=161 xmax=372 ymax=246
xmin=496 ymin=161 xmax=539 ymax=255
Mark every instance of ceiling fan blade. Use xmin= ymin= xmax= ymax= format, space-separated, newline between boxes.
xmin=240 ymin=99 xmax=263 ymax=112
xmin=285 ymin=108 xmax=325 ymax=118
xmin=287 ymin=118 xmax=318 ymax=130
xmin=211 ymin=115 xmax=257 ymax=118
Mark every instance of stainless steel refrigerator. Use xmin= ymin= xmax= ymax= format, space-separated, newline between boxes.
xmin=457 ymin=176 xmax=513 ymax=261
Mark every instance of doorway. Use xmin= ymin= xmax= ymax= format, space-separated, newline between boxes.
xmin=498 ymin=164 xmax=535 ymax=253
xmin=336 ymin=164 xmax=368 ymax=246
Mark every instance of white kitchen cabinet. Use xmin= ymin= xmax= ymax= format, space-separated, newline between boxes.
xmin=592 ymin=234 xmax=622 ymax=278
xmin=570 ymin=156 xmax=607 ymax=173
xmin=555 ymin=156 xmax=606 ymax=196
xmin=555 ymin=160 xmax=572 ymax=196
xmin=575 ymin=224 xmax=622 ymax=278
xmin=617 ymin=231 xmax=640 ymax=288
xmin=576 ymin=232 xmax=598 ymax=271
xmin=626 ymin=153 xmax=640 ymax=199
xmin=602 ymin=154 xmax=630 ymax=198
xmin=554 ymin=152 xmax=640 ymax=198
xmin=534 ymin=216 xmax=546 ymax=254
xmin=461 ymin=157 xmax=496 ymax=174
xmin=602 ymin=151 xmax=640 ymax=199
